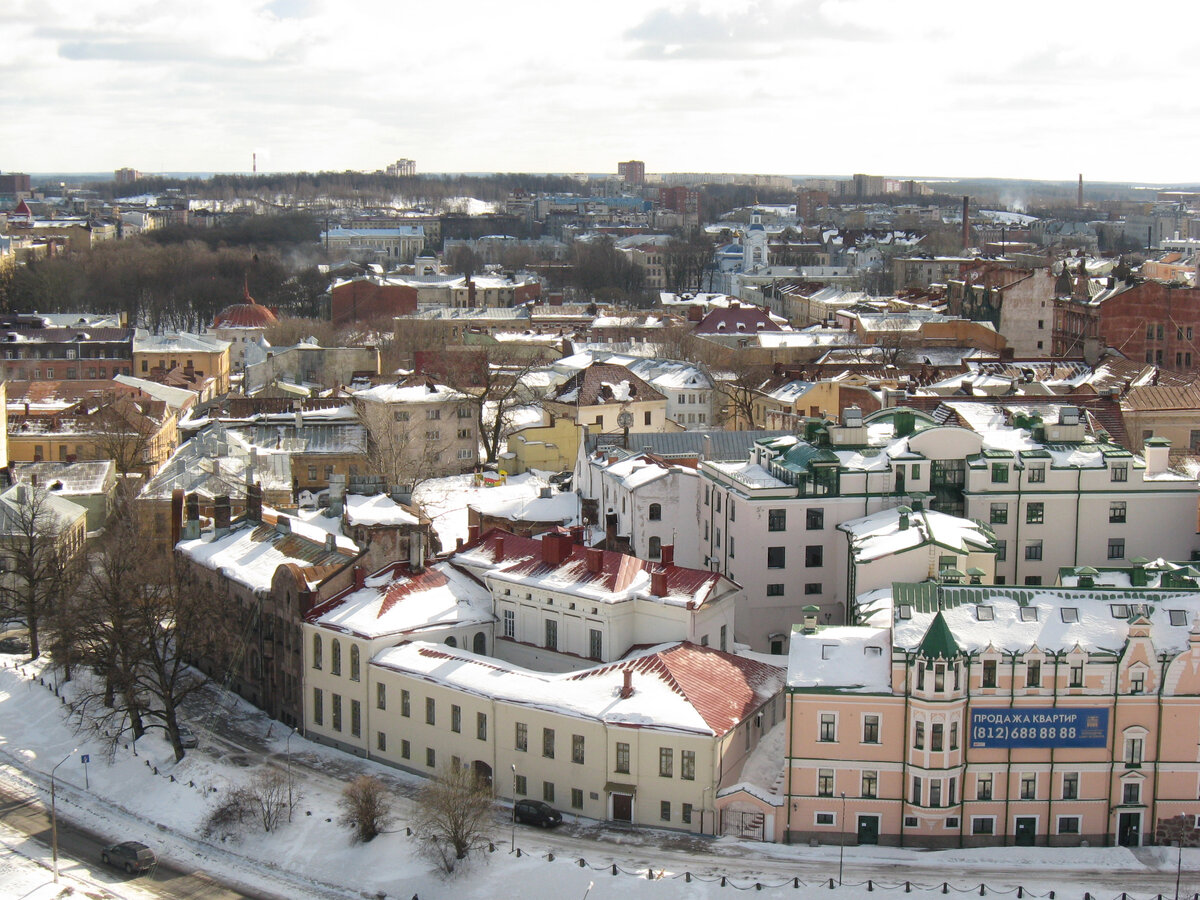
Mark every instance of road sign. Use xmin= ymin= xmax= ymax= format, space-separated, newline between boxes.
xmin=80 ymin=754 xmax=89 ymax=764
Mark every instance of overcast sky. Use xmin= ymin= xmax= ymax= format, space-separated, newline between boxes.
xmin=4 ymin=0 xmax=1197 ymax=183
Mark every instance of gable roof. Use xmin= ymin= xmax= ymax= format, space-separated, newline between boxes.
xmin=917 ymin=611 xmax=962 ymax=659
xmin=547 ymin=363 xmax=664 ymax=406
xmin=693 ymin=304 xmax=785 ymax=335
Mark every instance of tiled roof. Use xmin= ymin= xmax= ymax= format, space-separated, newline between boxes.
xmin=548 ymin=363 xmax=664 ymax=406
xmin=1122 ymin=385 xmax=1200 ymax=411
xmin=585 ymin=429 xmax=792 ymax=461
xmin=570 ymin=643 xmax=784 ymax=736
xmin=692 ymin=305 xmax=784 ymax=335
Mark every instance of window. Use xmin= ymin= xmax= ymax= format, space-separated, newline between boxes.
xmin=816 ymin=812 xmax=835 ymax=825
xmin=914 ymin=721 xmax=925 ymax=750
xmin=977 ymin=773 xmax=993 ymax=801
xmin=457 ymin=428 xmax=472 ymax=439
xmin=332 ymin=694 xmax=342 ymax=731
xmin=996 ymin=540 xmax=1007 ymax=562
xmin=681 ymin=750 xmax=695 ymax=780
xmin=1026 ymin=660 xmax=1041 ymax=688
xmin=804 ymin=582 xmax=822 ymax=595
xmin=1123 ymin=782 xmax=1141 ymax=804
xmin=972 ymin=817 xmax=994 ymax=835
xmin=1058 ymin=816 xmax=1080 ymax=835
xmin=819 ymin=713 xmax=836 ymax=742
xmin=425 ymin=430 xmax=440 ymax=441
xmin=377 ymin=731 xmax=386 ymax=752
xmin=572 ymin=788 xmax=584 ymax=810
xmin=863 ymin=715 xmax=880 ymax=743
xmin=1020 ymin=607 xmax=1038 ymax=622
xmin=911 ymin=775 xmax=922 ymax=805
xmin=425 ymin=697 xmax=435 ymax=725
xmin=991 ymin=463 xmax=1009 ymax=483
xmin=458 ymin=405 xmax=472 ymax=418
xmin=401 ymin=690 xmax=410 ymax=717
xmin=457 ymin=448 xmax=473 ymax=460
xmin=543 ymin=782 xmax=555 ymax=804
xmin=312 ymin=687 xmax=323 ymax=725
xmin=377 ymin=683 xmax=386 ymax=710
xmin=312 ymin=634 xmax=322 ymax=670
xmin=350 ymin=645 xmax=360 ymax=682
xmin=331 ymin=639 xmax=341 ymax=676
xmin=862 ymin=770 xmax=878 ymax=798
xmin=818 ymin=769 xmax=834 ymax=797
xmin=1026 ymin=502 xmax=1044 ymax=524
xmin=1070 ymin=662 xmax=1084 ymax=687
xmin=516 ymin=722 xmax=527 ymax=751
xmin=931 ymin=723 xmax=944 ymax=752
xmin=930 ymin=781 xmax=942 ymax=808
xmin=514 ymin=774 xmax=526 ymax=795
xmin=807 ymin=508 xmax=825 ymax=530
xmin=660 ymin=800 xmax=671 ymax=821
xmin=1061 ymin=607 xmax=1079 ymax=623
xmin=1108 ymin=538 xmax=1125 ymax=559
xmin=659 ymin=747 xmax=673 ymax=777
xmin=589 ymin=628 xmax=602 ymax=659
xmin=572 ymin=734 xmax=585 ymax=764
xmin=805 ymin=545 xmax=823 ymax=567
xmin=764 ymin=545 xmax=788 ymax=568
xmin=426 ymin=408 xmax=441 ymax=420
xmin=720 ymin=625 xmax=727 ymax=651
xmin=616 ymin=742 xmax=630 ymax=774
xmin=990 ymin=503 xmax=1008 ymax=525
xmin=308 ymin=465 xmax=318 ymax=481
xmin=477 ymin=712 xmax=487 ymax=741
xmin=543 ymin=728 xmax=555 ymax=759
xmin=767 ymin=583 xmax=785 ymax=596
xmin=648 ymin=503 xmax=662 ymax=521
xmin=1170 ymin=609 xmax=1189 ymax=626
xmin=950 ymin=721 xmax=959 ymax=750
xmin=682 ymin=803 xmax=693 ymax=824
xmin=350 ymin=700 xmax=361 ymax=737
xmin=1111 ymin=463 xmax=1128 ymax=482
xmin=1124 ymin=737 xmax=1143 ymax=766
xmin=1062 ymin=772 xmax=1079 ymax=800
xmin=1025 ymin=540 xmax=1043 ymax=561
xmin=544 ymin=619 xmax=558 ymax=650
xmin=1110 ymin=501 xmax=1127 ymax=523
xmin=1020 ymin=775 xmax=1036 ymax=800
xmin=503 ymin=609 xmax=515 ymax=638
xmin=982 ymin=660 xmax=997 ymax=688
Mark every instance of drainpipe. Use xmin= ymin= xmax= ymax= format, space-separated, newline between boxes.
xmin=1105 ymin=653 xmax=1121 ymax=847
xmin=1001 ymin=651 xmax=1018 ymax=846
xmin=784 ymin=690 xmax=795 ymax=844
xmin=1149 ymin=651 xmax=1170 ymax=847
xmin=1072 ymin=467 xmax=1082 ymax=567
xmin=1013 ymin=465 xmax=1024 ymax=585
xmin=959 ymin=652 xmax=974 ymax=849
xmin=1047 ymin=651 xmax=1063 ymax=846
xmin=899 ymin=651 xmax=912 ymax=849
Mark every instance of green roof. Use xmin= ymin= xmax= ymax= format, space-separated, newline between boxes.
xmin=917 ymin=611 xmax=961 ymax=659
xmin=775 ymin=441 xmax=840 ymax=474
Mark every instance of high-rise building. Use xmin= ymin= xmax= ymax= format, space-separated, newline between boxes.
xmin=618 ymin=160 xmax=645 ymax=186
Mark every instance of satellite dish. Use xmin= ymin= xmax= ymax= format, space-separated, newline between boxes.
xmin=617 ymin=411 xmax=633 ymax=429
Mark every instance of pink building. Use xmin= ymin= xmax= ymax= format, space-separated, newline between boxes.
xmin=719 ymin=577 xmax=1200 ymax=848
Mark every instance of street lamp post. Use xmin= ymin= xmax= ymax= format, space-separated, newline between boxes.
xmin=838 ymin=791 xmax=847 ymax=886
xmin=51 ymin=748 xmax=78 ymax=884
xmin=510 ymin=764 xmax=517 ymax=852
xmin=286 ymin=728 xmax=296 ymax=822
xmin=1175 ymin=838 xmax=1183 ymax=900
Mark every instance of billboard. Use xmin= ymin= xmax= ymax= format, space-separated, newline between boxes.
xmin=970 ymin=708 xmax=1109 ymax=749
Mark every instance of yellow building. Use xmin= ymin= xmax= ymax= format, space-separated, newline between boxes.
xmin=505 ymin=414 xmax=580 ymax=474
xmin=133 ymin=332 xmax=232 ymax=395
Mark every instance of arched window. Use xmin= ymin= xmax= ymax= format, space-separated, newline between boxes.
xmin=648 ymin=536 xmax=662 ymax=559
xmin=445 ymin=636 xmax=458 ymax=648
xmin=350 ymin=645 xmax=360 ymax=682
xmin=648 ymin=503 xmax=662 ymax=521
xmin=312 ymin=634 xmax=322 ymax=670
xmin=331 ymin=639 xmax=342 ymax=676
xmin=473 ymin=632 xmax=486 ymax=655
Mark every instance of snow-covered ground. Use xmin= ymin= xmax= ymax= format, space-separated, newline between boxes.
xmin=2 ymin=653 xmax=1198 ymax=900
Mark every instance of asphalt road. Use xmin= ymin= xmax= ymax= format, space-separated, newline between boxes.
xmin=0 ymin=785 xmax=257 ymax=899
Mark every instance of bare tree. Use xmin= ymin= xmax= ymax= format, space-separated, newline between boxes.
xmin=712 ymin=361 xmax=772 ymax=430
xmin=87 ymin=395 xmax=170 ymax=477
xmin=351 ymin=390 xmax=463 ymax=491
xmin=338 ymin=775 xmax=393 ymax=843
xmin=0 ymin=483 xmax=86 ymax=660
xmin=411 ymin=763 xmax=495 ymax=874
xmin=202 ymin=769 xmax=296 ymax=839
xmin=61 ymin=491 xmax=235 ymax=761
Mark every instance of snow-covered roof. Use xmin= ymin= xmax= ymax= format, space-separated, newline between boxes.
xmin=307 ymin=561 xmax=492 ymax=640
xmin=353 ymin=380 xmax=467 ymax=404
xmin=839 ymin=506 xmax=994 ymax=562
xmin=374 ymin=640 xmax=783 ymax=737
xmin=788 ymin=626 xmax=892 ymax=692
xmin=468 ymin=483 xmax=577 ymax=524
xmin=343 ymin=494 xmax=421 ymax=527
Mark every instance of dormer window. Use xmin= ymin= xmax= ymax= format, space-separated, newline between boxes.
xmin=976 ymin=606 xmax=994 ymax=622
xmin=1019 ymin=607 xmax=1038 ymax=622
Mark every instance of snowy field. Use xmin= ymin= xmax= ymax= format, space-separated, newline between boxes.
xmin=2 ymin=653 xmax=1198 ymax=900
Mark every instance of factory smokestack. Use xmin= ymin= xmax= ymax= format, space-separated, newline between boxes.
xmin=962 ymin=195 xmax=970 ymax=250
xmin=253 ymin=152 xmax=257 ymax=174
xmin=1078 ymin=174 xmax=1083 ymax=208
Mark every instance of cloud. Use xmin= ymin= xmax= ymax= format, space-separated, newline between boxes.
xmin=624 ymin=0 xmax=877 ymax=60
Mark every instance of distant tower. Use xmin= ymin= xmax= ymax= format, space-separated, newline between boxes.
xmin=962 ymin=196 xmax=970 ymax=250
xmin=253 ymin=152 xmax=257 ymax=174
xmin=1078 ymin=173 xmax=1083 ymax=207
xmin=743 ymin=214 xmax=768 ymax=270
xmin=618 ymin=160 xmax=645 ymax=186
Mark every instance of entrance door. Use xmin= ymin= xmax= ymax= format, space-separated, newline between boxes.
xmin=612 ymin=794 xmax=633 ymax=822
xmin=1118 ymin=813 xmax=1141 ymax=847
xmin=1014 ymin=817 xmax=1037 ymax=846
xmin=472 ymin=761 xmax=492 ymax=789
xmin=857 ymin=815 xmax=879 ymax=845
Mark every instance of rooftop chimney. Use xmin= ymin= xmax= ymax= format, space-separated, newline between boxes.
xmin=541 ymin=531 xmax=570 ymax=567
xmin=660 ymin=544 xmax=674 ymax=567
xmin=586 ymin=546 xmax=604 ymax=575
xmin=324 ymin=533 xmax=336 ymax=552
xmin=650 ymin=567 xmax=667 ymax=598
xmin=467 ymin=524 xmax=480 ymax=545
xmin=183 ymin=492 xmax=201 ymax=540
xmin=1144 ymin=436 xmax=1171 ymax=478
xmin=410 ymin=530 xmax=425 ymax=572
xmin=569 ymin=525 xmax=586 ymax=545
xmin=620 ymin=669 xmax=633 ymax=699
xmin=353 ymin=565 xmax=366 ymax=589
xmin=275 ymin=514 xmax=291 ymax=535
xmin=247 ymin=481 xmax=263 ymax=524
xmin=494 ymin=534 xmax=506 ymax=562
xmin=214 ymin=495 xmax=232 ymax=537
xmin=170 ymin=488 xmax=184 ymax=548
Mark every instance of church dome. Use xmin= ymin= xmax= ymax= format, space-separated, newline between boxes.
xmin=214 ymin=282 xmax=279 ymax=329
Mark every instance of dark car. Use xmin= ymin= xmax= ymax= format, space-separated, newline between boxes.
xmin=177 ymin=726 xmax=198 ymax=749
xmin=101 ymin=841 xmax=157 ymax=875
xmin=514 ymin=799 xmax=562 ymax=828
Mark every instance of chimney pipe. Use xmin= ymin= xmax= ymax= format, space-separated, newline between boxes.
xmin=170 ymin=488 xmax=184 ymax=548
xmin=494 ymin=534 xmax=506 ymax=562
xmin=620 ymin=669 xmax=633 ymax=699
xmin=353 ymin=565 xmax=366 ymax=589
xmin=650 ymin=567 xmax=667 ymax=598
xmin=660 ymin=544 xmax=674 ymax=567
xmin=467 ymin=524 xmax=480 ymax=545
xmin=586 ymin=546 xmax=604 ymax=575
xmin=214 ymin=495 xmax=232 ymax=537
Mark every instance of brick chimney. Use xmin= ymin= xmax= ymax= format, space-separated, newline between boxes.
xmin=246 ymin=481 xmax=263 ymax=524
xmin=467 ymin=524 xmax=480 ymax=545
xmin=353 ymin=565 xmax=366 ymax=589
xmin=569 ymin=524 xmax=586 ymax=545
xmin=650 ymin=567 xmax=667 ymax=598
xmin=214 ymin=495 xmax=231 ymax=537
xmin=586 ymin=546 xmax=604 ymax=575
xmin=541 ymin=531 xmax=569 ymax=567
xmin=660 ymin=544 xmax=674 ymax=567
xmin=275 ymin=514 xmax=291 ymax=535
xmin=494 ymin=534 xmax=506 ymax=562
xmin=170 ymin=488 xmax=184 ymax=548
xmin=620 ymin=669 xmax=633 ymax=699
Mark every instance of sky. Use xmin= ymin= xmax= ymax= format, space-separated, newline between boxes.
xmin=3 ymin=0 xmax=1199 ymax=183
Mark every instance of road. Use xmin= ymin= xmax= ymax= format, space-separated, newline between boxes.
xmin=0 ymin=785 xmax=258 ymax=899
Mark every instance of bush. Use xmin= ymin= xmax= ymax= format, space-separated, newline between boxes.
xmin=337 ymin=775 xmax=393 ymax=843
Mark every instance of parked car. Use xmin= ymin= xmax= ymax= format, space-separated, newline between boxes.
xmin=514 ymin=799 xmax=562 ymax=828
xmin=0 ymin=635 xmax=29 ymax=655
xmin=177 ymin=726 xmax=198 ymax=749
xmin=101 ymin=841 xmax=157 ymax=875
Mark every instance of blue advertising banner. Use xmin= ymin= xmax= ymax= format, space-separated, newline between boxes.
xmin=970 ymin=708 xmax=1109 ymax=749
